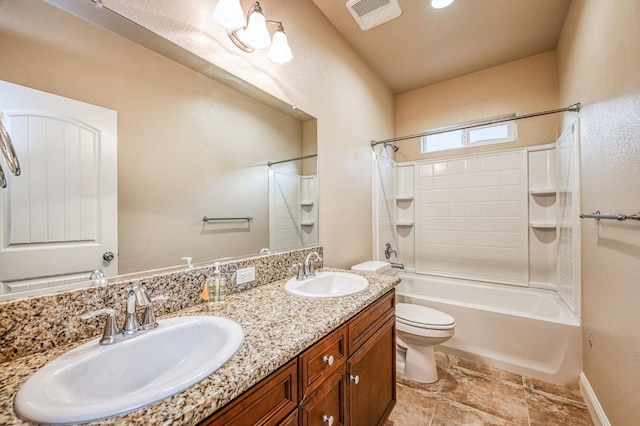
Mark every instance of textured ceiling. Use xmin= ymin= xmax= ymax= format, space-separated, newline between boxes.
xmin=312 ymin=0 xmax=572 ymax=93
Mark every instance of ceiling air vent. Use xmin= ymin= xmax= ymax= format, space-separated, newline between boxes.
xmin=346 ymin=0 xmax=403 ymax=31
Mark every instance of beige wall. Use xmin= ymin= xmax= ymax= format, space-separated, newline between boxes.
xmin=0 ymin=0 xmax=305 ymax=274
xmin=395 ymin=52 xmax=559 ymax=162
xmin=557 ymin=1 xmax=640 ymax=423
xmin=103 ymin=0 xmax=396 ymax=269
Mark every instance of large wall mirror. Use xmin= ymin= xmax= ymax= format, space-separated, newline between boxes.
xmin=0 ymin=0 xmax=318 ymax=298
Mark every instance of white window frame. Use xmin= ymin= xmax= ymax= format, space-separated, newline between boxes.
xmin=421 ymin=114 xmax=517 ymax=154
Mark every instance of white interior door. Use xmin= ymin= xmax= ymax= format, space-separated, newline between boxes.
xmin=0 ymin=80 xmax=117 ymax=293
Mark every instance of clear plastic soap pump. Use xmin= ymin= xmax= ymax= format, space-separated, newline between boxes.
xmin=205 ymin=262 xmax=226 ymax=310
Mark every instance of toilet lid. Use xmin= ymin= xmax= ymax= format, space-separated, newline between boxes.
xmin=396 ymin=303 xmax=455 ymax=329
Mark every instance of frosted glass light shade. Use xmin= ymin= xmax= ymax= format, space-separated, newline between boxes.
xmin=431 ymin=0 xmax=455 ymax=9
xmin=214 ymin=0 xmax=245 ymax=30
xmin=244 ymin=11 xmax=271 ymax=49
xmin=267 ymin=30 xmax=293 ymax=64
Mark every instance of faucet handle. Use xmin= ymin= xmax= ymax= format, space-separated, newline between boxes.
xmin=81 ymin=308 xmax=121 ymax=345
xmin=139 ymin=295 xmax=169 ymax=330
xmin=288 ymin=263 xmax=305 ymax=280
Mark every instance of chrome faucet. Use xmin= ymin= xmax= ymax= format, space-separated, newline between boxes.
xmin=90 ymin=269 xmax=106 ymax=284
xmin=384 ymin=243 xmax=397 ymax=260
xmin=304 ymin=251 xmax=323 ymax=278
xmin=82 ymin=285 xmax=163 ymax=345
xmin=123 ymin=285 xmax=153 ymax=334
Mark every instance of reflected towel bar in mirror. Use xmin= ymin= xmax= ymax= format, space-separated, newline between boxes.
xmin=203 ymin=216 xmax=253 ymax=223
xmin=0 ymin=112 xmax=21 ymax=178
xmin=579 ymin=210 xmax=640 ymax=222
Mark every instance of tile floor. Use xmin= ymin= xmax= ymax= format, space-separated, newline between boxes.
xmin=386 ymin=352 xmax=594 ymax=426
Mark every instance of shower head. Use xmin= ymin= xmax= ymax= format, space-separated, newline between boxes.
xmin=384 ymin=142 xmax=400 ymax=152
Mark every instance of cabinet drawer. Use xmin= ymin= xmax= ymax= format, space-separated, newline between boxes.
xmin=348 ymin=290 xmax=395 ymax=355
xmin=299 ymin=324 xmax=347 ymax=401
xmin=200 ymin=359 xmax=298 ymax=426
xmin=300 ymin=367 xmax=346 ymax=426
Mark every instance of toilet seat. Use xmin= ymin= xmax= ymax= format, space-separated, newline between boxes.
xmin=396 ymin=303 xmax=455 ymax=330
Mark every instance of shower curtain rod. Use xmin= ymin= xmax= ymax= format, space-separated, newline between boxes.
xmin=268 ymin=154 xmax=317 ymax=167
xmin=370 ymin=103 xmax=581 ymax=147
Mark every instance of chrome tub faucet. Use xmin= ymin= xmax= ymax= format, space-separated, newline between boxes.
xmin=384 ymin=243 xmax=397 ymax=259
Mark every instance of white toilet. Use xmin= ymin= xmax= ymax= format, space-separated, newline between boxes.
xmin=351 ymin=261 xmax=456 ymax=384
xmin=395 ymin=302 xmax=455 ymax=383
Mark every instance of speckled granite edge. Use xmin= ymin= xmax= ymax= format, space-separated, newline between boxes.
xmin=0 ymin=246 xmax=323 ymax=363
xmin=0 ymin=267 xmax=399 ymax=426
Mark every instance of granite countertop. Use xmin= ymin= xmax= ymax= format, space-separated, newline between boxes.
xmin=0 ymin=268 xmax=399 ymax=425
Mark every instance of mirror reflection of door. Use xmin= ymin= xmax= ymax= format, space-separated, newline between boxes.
xmin=0 ymin=80 xmax=117 ymax=295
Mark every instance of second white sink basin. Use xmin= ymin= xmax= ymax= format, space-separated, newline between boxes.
xmin=285 ymin=271 xmax=369 ymax=298
xmin=14 ymin=315 xmax=243 ymax=424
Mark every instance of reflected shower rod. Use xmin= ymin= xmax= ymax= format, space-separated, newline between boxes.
xmin=267 ymin=154 xmax=317 ymax=167
xmin=370 ymin=103 xmax=581 ymax=147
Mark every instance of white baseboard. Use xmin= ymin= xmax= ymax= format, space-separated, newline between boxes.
xmin=579 ymin=372 xmax=611 ymax=426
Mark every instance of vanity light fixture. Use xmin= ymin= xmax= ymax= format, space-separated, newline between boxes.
xmin=214 ymin=0 xmax=293 ymax=64
xmin=431 ymin=0 xmax=455 ymax=9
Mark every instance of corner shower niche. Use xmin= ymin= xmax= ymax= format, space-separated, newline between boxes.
xmin=528 ymin=143 xmax=558 ymax=289
xmin=395 ymin=164 xmax=415 ymax=270
xmin=269 ymin=170 xmax=318 ymax=251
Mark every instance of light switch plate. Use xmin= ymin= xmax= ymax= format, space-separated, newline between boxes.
xmin=236 ymin=267 xmax=256 ymax=284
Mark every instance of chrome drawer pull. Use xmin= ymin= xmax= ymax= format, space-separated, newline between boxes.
xmin=350 ymin=374 xmax=360 ymax=384
xmin=322 ymin=415 xmax=334 ymax=426
xmin=323 ymin=355 xmax=334 ymax=366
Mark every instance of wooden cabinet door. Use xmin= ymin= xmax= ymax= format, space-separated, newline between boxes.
xmin=200 ymin=359 xmax=298 ymax=426
xmin=347 ymin=317 xmax=396 ymax=426
xmin=347 ymin=290 xmax=395 ymax=356
xmin=300 ymin=367 xmax=346 ymax=426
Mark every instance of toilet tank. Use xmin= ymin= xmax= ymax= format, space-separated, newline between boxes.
xmin=351 ymin=261 xmax=392 ymax=275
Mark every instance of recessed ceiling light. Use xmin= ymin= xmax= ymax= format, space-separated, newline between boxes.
xmin=431 ymin=0 xmax=455 ymax=9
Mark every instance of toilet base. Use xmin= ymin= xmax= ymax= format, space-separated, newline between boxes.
xmin=398 ymin=343 xmax=439 ymax=383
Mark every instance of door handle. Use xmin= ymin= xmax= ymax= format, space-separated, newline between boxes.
xmin=103 ymin=252 xmax=115 ymax=262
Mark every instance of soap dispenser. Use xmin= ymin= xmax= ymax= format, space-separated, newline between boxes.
xmin=204 ymin=262 xmax=226 ymax=310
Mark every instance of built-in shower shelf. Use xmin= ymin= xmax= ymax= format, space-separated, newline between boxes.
xmin=395 ymin=221 xmax=414 ymax=227
xmin=396 ymin=195 xmax=414 ymax=202
xmin=529 ymin=189 xmax=557 ymax=196
xmin=530 ymin=221 xmax=557 ymax=229
xmin=300 ymin=201 xmax=314 ymax=207
xmin=301 ymin=221 xmax=315 ymax=226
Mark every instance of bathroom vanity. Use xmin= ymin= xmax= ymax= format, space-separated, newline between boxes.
xmin=201 ymin=290 xmax=396 ymax=426
xmin=0 ymin=248 xmax=399 ymax=425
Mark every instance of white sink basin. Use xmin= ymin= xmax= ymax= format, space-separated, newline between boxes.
xmin=284 ymin=271 xmax=369 ymax=298
xmin=14 ymin=315 xmax=243 ymax=424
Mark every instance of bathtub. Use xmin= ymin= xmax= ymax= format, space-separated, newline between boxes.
xmin=395 ymin=272 xmax=581 ymax=385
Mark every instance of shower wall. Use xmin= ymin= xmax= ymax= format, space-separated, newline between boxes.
xmin=373 ymin=140 xmax=581 ymax=312
xmin=269 ymin=171 xmax=318 ymax=251
xmin=556 ymin=122 xmax=580 ymax=316
xmin=372 ymin=149 xmax=396 ymax=261
xmin=414 ymin=150 xmax=529 ymax=286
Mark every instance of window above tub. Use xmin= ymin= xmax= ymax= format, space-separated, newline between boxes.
xmin=421 ymin=114 xmax=517 ymax=154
